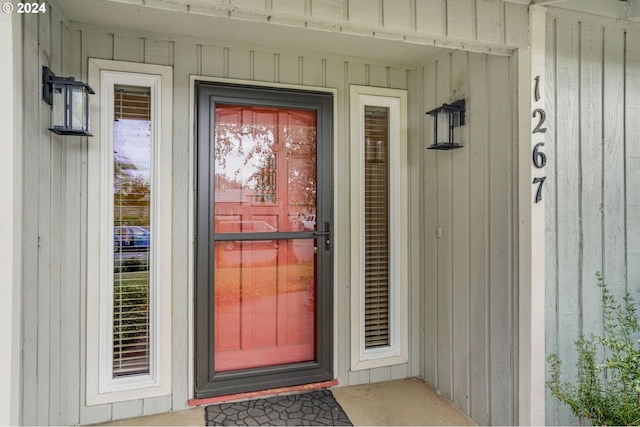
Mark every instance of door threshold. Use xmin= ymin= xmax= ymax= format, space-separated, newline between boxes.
xmin=188 ymin=379 xmax=339 ymax=407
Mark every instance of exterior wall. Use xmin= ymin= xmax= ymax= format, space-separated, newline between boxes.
xmin=544 ymin=9 xmax=640 ymax=425
xmin=20 ymin=4 xmax=74 ymax=426
xmin=18 ymin=0 xmax=532 ymax=425
xmin=421 ymin=51 xmax=517 ymax=426
xmin=20 ymin=8 xmax=422 ymax=426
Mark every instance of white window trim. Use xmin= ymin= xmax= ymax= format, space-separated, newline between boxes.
xmin=87 ymin=59 xmax=172 ymax=406
xmin=349 ymin=85 xmax=409 ymax=371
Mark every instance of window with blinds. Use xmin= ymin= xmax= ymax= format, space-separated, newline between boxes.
xmin=349 ymin=85 xmax=407 ymax=371
xmin=87 ymin=63 xmax=172 ymax=404
xmin=364 ymin=106 xmax=390 ymax=348
xmin=113 ymin=85 xmax=152 ymax=377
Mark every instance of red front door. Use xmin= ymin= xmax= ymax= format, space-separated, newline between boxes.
xmin=194 ymin=83 xmax=333 ymax=398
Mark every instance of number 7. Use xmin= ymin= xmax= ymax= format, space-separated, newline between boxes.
xmin=533 ymin=177 xmax=546 ymax=203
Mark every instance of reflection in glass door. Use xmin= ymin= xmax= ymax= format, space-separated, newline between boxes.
xmin=195 ymin=83 xmax=333 ymax=398
xmin=213 ymin=105 xmax=317 ymax=372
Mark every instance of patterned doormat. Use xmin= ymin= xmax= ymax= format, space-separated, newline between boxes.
xmin=205 ymin=390 xmax=353 ymax=426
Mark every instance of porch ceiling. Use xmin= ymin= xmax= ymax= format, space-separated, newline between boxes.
xmin=54 ymin=0 xmax=447 ymax=67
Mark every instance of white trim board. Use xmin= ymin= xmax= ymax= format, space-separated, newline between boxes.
xmin=0 ymin=11 xmax=22 ymax=426
xmin=517 ymin=6 xmax=547 ymax=426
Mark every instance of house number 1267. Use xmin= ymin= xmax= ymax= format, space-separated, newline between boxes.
xmin=532 ymin=76 xmax=546 ymax=204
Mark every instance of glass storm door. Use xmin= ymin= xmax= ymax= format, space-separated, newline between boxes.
xmin=195 ymin=83 xmax=333 ymax=398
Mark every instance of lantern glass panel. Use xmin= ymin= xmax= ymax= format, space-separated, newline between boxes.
xmin=71 ymin=86 xmax=85 ymax=131
xmin=436 ymin=110 xmax=450 ymax=145
xmin=52 ymin=83 xmax=65 ymax=130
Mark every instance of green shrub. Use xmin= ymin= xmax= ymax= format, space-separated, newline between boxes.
xmin=546 ymin=273 xmax=640 ymax=426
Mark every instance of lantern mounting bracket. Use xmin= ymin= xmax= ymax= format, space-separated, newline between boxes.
xmin=42 ymin=66 xmax=57 ymax=106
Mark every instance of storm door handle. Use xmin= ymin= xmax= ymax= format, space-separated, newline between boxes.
xmin=313 ymin=222 xmax=331 ymax=250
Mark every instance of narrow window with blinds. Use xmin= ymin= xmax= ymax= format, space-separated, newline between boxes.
xmin=364 ymin=106 xmax=390 ymax=348
xmin=350 ymin=85 xmax=408 ymax=371
xmin=113 ymin=85 xmax=152 ymax=377
xmin=87 ymin=61 xmax=171 ymax=404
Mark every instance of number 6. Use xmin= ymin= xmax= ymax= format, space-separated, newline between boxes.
xmin=532 ymin=142 xmax=546 ymax=168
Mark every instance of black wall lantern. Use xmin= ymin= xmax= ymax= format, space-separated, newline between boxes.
xmin=42 ymin=66 xmax=95 ymax=136
xmin=426 ymin=99 xmax=466 ymax=150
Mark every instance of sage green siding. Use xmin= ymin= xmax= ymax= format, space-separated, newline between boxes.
xmin=19 ymin=0 xmax=529 ymax=425
xmin=20 ymin=5 xmax=70 ymax=425
xmin=544 ymin=9 xmax=640 ymax=425
xmin=421 ymin=50 xmax=517 ymax=426
xmin=21 ymin=8 xmax=417 ymax=426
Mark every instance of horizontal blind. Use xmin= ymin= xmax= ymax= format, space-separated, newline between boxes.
xmin=364 ymin=106 xmax=390 ymax=348
xmin=115 ymin=86 xmax=151 ymax=120
xmin=113 ymin=85 xmax=152 ymax=377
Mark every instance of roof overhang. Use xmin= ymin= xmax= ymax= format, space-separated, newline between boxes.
xmin=532 ymin=0 xmax=640 ymax=21
xmin=53 ymin=0 xmax=453 ymax=67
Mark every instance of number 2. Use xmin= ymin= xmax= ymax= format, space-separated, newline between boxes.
xmin=532 ymin=108 xmax=547 ymax=133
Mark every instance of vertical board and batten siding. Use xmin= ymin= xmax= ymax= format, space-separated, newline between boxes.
xmin=627 ymin=30 xmax=640 ymax=296
xmin=544 ymin=10 xmax=640 ymax=426
xmin=20 ymin=9 xmax=37 ymax=427
xmin=422 ymin=51 xmax=516 ymax=426
xmin=166 ymin=0 xmax=529 ymax=53
xmin=171 ymin=39 xmax=198 ymax=415
xmin=51 ymin=0 xmax=532 ymax=57
xmin=20 ymin=14 xmax=423 ymax=427
xmin=542 ymin=13 xmax=562 ymax=422
xmin=20 ymin=5 xmax=71 ymax=426
xmin=19 ymin=0 xmax=532 ymax=425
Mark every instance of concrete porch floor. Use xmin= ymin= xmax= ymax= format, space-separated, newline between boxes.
xmin=96 ymin=378 xmax=476 ymax=426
